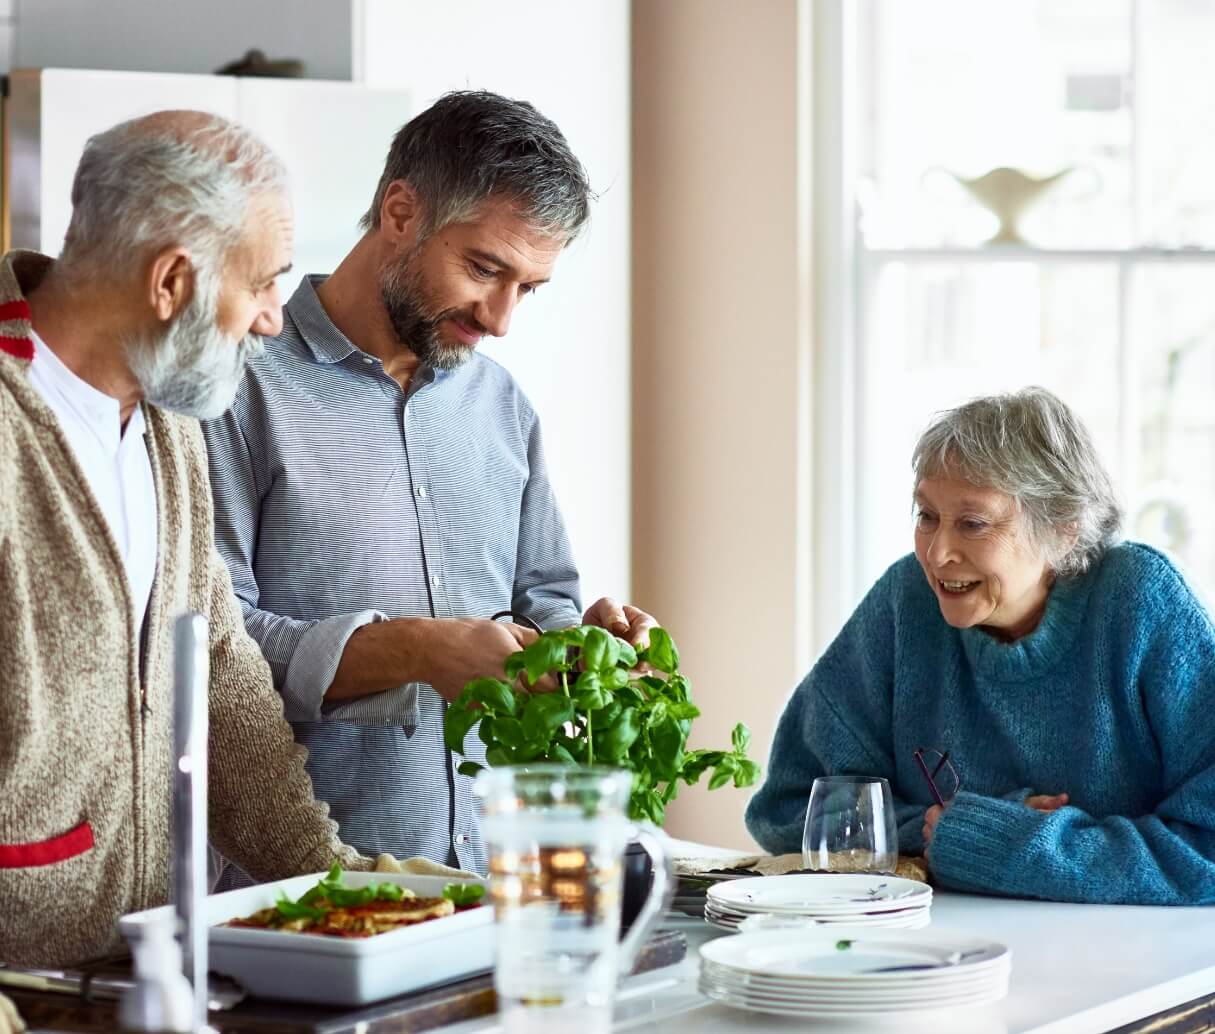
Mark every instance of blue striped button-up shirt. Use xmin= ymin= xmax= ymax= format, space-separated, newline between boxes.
xmin=202 ymin=275 xmax=581 ymax=875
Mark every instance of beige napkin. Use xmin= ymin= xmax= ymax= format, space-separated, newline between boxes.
xmin=0 ymin=991 xmax=25 ymax=1034
xmin=373 ymin=854 xmax=478 ymax=879
xmin=676 ymin=852 xmax=929 ymax=884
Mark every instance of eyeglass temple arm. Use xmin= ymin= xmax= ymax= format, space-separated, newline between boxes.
xmin=913 ymin=750 xmax=947 ymax=808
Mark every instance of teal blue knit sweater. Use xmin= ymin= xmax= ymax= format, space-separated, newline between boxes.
xmin=745 ymin=542 xmax=1215 ymax=904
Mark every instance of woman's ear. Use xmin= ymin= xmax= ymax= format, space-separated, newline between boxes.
xmin=146 ymin=246 xmax=194 ymax=322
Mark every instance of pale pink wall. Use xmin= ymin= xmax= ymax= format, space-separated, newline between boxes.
xmin=631 ymin=0 xmax=813 ymax=850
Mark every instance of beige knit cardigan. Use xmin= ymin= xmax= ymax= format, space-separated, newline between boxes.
xmin=0 ymin=252 xmax=368 ymax=967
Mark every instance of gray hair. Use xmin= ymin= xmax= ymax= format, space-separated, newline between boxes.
xmin=911 ymin=387 xmax=1123 ymax=576
xmin=59 ymin=110 xmax=288 ymax=284
xmin=360 ymin=90 xmax=592 ymax=241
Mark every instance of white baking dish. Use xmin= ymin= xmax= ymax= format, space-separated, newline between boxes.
xmin=119 ymin=871 xmax=494 ymax=1006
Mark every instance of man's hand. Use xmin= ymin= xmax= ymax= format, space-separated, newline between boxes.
xmin=582 ymin=597 xmax=657 ymax=647
xmin=1025 ymin=793 xmax=1068 ymax=812
xmin=421 ymin=618 xmax=539 ymax=701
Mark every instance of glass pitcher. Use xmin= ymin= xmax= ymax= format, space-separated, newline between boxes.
xmin=474 ymin=765 xmax=672 ymax=1034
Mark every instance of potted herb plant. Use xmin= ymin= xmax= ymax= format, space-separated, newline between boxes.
xmin=443 ymin=624 xmax=759 ymax=925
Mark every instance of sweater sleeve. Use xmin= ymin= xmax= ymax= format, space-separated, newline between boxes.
xmin=929 ymin=569 xmax=1215 ymax=904
xmin=745 ymin=564 xmax=926 ymax=855
xmin=204 ymin=542 xmax=374 ymax=877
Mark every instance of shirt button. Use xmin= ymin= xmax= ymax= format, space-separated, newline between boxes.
xmin=455 ymin=833 xmax=470 ymax=845
xmin=416 ymin=485 xmax=427 ymax=498
xmin=430 ymin=574 xmax=441 ymax=588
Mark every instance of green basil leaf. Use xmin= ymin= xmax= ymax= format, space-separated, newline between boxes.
xmin=604 ymin=667 xmax=629 ymax=690
xmin=477 ymin=716 xmax=498 ymax=747
xmin=490 ymin=716 xmax=528 ymax=751
xmin=457 ymin=760 xmax=485 ymax=777
xmin=485 ymin=746 xmax=512 ymax=767
xmin=275 ymin=893 xmax=326 ymax=922
xmin=649 ymin=718 xmax=686 ymax=779
xmin=708 ymin=765 xmax=734 ymax=791
xmin=668 ymin=702 xmax=701 ymax=720
xmin=547 ymin=742 xmax=577 ymax=765
xmin=733 ymin=758 xmax=762 ymax=787
xmin=601 ymin=707 xmax=641 ymax=762
xmin=372 ymin=882 xmax=405 ymax=902
xmin=731 ymin=723 xmax=752 ymax=755
xmin=504 ymin=653 xmax=527 ymax=680
xmin=581 ymin=626 xmax=612 ymax=671
xmin=443 ymin=705 xmax=479 ymax=753
xmin=467 ymin=678 xmax=516 ymax=715
xmin=617 ymin=640 xmax=638 ymax=669
xmin=522 ymin=636 xmax=569 ymax=685
xmin=641 ymin=627 xmax=679 ymax=674
xmin=646 ymin=700 xmax=669 ymax=728
xmin=443 ymin=883 xmax=486 ymax=907
xmin=522 ymin=692 xmax=576 ymax=741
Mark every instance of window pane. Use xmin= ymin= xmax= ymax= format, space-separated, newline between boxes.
xmin=863 ymin=0 xmax=1132 ymax=247
xmin=858 ymin=262 xmax=1122 ymax=588
xmin=1133 ymin=264 xmax=1215 ymax=590
xmin=1139 ymin=2 xmax=1215 ymax=246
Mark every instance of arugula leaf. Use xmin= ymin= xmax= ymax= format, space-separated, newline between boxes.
xmin=275 ymin=892 xmax=327 ymax=922
xmin=442 ymin=883 xmax=487 ymax=907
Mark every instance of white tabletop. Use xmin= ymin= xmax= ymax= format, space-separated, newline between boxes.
xmin=439 ymin=841 xmax=1215 ymax=1034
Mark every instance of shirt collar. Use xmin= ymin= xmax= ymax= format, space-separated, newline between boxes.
xmin=285 ymin=273 xmax=446 ymax=391
xmin=285 ymin=275 xmax=360 ymax=365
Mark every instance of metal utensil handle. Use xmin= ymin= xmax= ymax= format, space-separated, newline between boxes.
xmin=489 ymin=609 xmax=544 ymax=633
xmin=173 ymin=613 xmax=209 ymax=1032
xmin=616 ymin=825 xmax=673 ymax=978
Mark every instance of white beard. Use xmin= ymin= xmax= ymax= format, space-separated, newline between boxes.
xmin=125 ymin=283 xmax=265 ymax=420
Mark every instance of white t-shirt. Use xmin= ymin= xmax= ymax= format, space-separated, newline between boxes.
xmin=27 ymin=330 xmax=158 ymax=640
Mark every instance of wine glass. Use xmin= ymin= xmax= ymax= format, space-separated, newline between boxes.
xmin=802 ymin=775 xmax=898 ymax=874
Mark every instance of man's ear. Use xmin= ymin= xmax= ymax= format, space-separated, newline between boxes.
xmin=146 ymin=247 xmax=194 ymax=322
xmin=379 ymin=180 xmax=423 ymax=243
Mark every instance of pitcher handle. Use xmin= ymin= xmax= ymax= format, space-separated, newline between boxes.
xmin=616 ymin=824 xmax=674 ymax=978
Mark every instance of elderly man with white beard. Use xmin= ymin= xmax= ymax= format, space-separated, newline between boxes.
xmin=0 ymin=111 xmax=407 ymax=999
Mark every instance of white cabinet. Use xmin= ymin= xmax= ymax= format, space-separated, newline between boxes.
xmin=5 ymin=68 xmax=410 ymax=297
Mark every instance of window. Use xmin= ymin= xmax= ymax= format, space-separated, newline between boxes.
xmin=827 ymin=0 xmax=1215 ymax=629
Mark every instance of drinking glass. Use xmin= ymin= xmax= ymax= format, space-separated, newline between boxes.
xmin=474 ymin=765 xmax=672 ymax=1034
xmin=802 ymin=775 xmax=898 ymax=874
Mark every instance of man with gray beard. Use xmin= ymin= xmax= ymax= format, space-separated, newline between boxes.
xmin=0 ymin=111 xmax=397 ymax=983
xmin=203 ymin=91 xmax=657 ymax=878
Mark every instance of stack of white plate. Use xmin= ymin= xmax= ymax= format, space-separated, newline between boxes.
xmin=704 ymin=873 xmax=932 ymax=932
xmin=699 ymin=927 xmax=1011 ymax=1021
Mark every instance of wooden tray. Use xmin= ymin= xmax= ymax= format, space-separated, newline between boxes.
xmin=5 ymin=930 xmax=686 ymax=1033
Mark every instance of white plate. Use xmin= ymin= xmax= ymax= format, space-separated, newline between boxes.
xmin=699 ymin=975 xmax=1008 ymax=1017
xmin=120 ymin=871 xmax=493 ymax=1006
xmin=728 ymin=910 xmax=932 ymax=934
xmin=708 ymin=874 xmax=931 ymax=915
xmin=700 ymin=927 xmax=1009 ymax=983
xmin=702 ymin=959 xmax=1008 ymax=999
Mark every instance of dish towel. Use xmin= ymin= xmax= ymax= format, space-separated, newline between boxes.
xmin=373 ymin=854 xmax=479 ymax=880
xmin=0 ymin=991 xmax=24 ymax=1034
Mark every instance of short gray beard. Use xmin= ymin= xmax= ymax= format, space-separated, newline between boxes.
xmin=125 ymin=279 xmax=265 ymax=420
xmin=380 ymin=248 xmax=475 ymax=372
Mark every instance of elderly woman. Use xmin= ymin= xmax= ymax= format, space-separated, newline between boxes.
xmin=746 ymin=387 xmax=1215 ymax=904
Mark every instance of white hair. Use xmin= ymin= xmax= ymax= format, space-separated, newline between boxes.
xmin=911 ymin=387 xmax=1123 ymax=576
xmin=59 ymin=110 xmax=288 ymax=284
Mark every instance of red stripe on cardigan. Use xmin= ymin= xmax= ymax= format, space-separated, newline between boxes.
xmin=0 ymin=820 xmax=95 ymax=868
xmin=0 ymin=334 xmax=34 ymax=360
xmin=0 ymin=300 xmax=31 ymax=323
